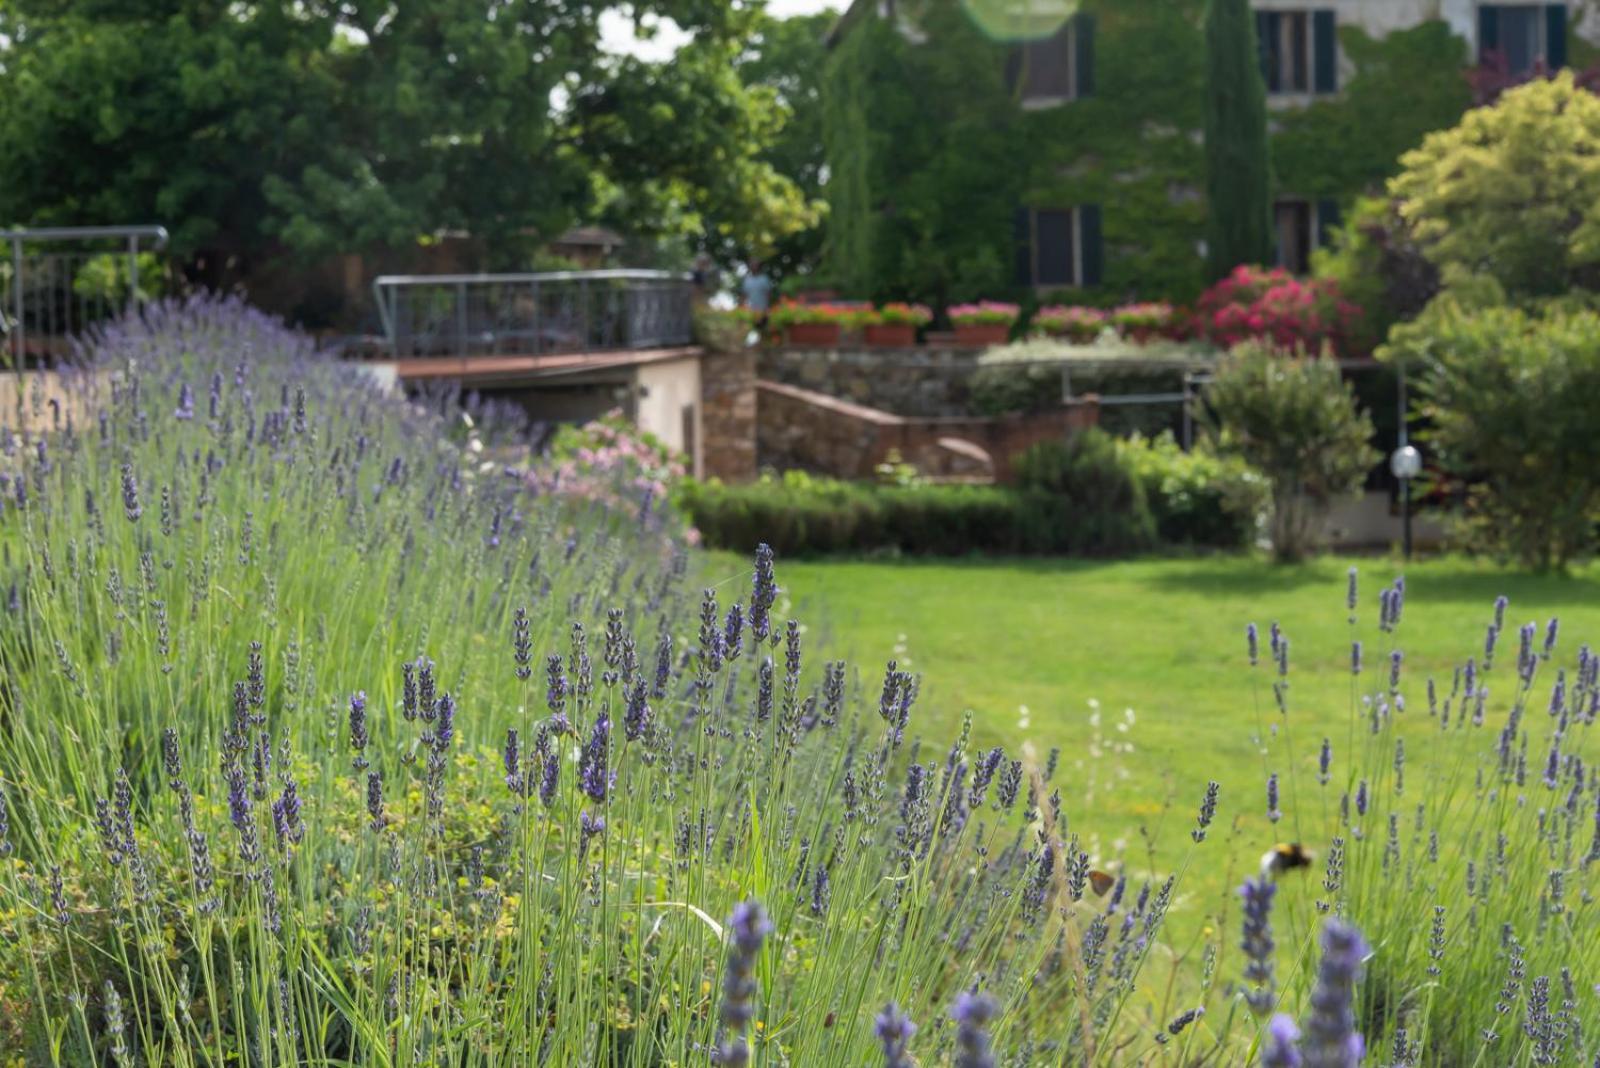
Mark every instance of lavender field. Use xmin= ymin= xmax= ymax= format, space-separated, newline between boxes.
xmin=0 ymin=301 xmax=1595 ymax=1065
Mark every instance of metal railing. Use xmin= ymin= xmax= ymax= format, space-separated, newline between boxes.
xmin=3 ymin=225 xmax=170 ymax=365
xmin=371 ymin=270 xmax=694 ymax=359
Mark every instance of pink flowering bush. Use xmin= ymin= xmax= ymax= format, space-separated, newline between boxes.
xmin=528 ymin=409 xmax=698 ymax=543
xmin=1197 ymin=265 xmax=1365 ymax=357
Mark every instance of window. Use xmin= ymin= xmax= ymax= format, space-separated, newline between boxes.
xmin=1272 ymin=198 xmax=1343 ymax=275
xmin=1255 ymin=8 xmax=1339 ymax=95
xmin=1014 ymin=205 xmax=1103 ymax=288
xmin=1478 ymin=4 xmax=1568 ymax=76
xmin=1009 ymin=14 xmax=1095 ymax=106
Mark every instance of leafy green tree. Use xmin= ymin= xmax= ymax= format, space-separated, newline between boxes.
xmin=1205 ymin=344 xmax=1378 ymax=562
xmin=731 ymin=11 xmax=834 ymax=277
xmin=1202 ymin=0 xmax=1271 ymax=281
xmin=1386 ymin=300 xmax=1600 ymax=570
xmin=0 ymin=0 xmax=812 ymax=296
xmin=1390 ymin=71 xmax=1600 ymax=301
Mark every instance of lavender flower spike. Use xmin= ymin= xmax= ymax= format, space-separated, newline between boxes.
xmin=1300 ymin=919 xmax=1369 ymax=1068
xmin=1239 ymin=877 xmax=1277 ymax=1015
xmin=718 ymin=899 xmax=773 ymax=1067
xmin=950 ymin=991 xmax=999 ymax=1068
xmin=1262 ymin=1014 xmax=1304 ymax=1068
xmin=875 ymin=1002 xmax=916 ymax=1068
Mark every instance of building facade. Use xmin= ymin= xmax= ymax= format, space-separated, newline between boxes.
xmin=823 ymin=0 xmax=1597 ymax=303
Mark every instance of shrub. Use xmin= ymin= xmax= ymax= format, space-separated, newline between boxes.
xmin=947 ymin=300 xmax=1020 ymax=327
xmin=1197 ymin=265 xmax=1365 ymax=357
xmin=1116 ymin=432 xmax=1266 ymax=548
xmin=1392 ymin=71 xmax=1600 ymax=301
xmin=1012 ymin=428 xmax=1158 ymax=551
xmin=678 ymin=464 xmax=1155 ymax=557
xmin=1312 ymin=196 xmax=1440 ymax=352
xmin=1204 ymin=344 xmax=1378 ymax=562
xmin=530 ymin=409 xmax=696 ymax=543
xmin=1384 ymin=300 xmax=1600 ymax=570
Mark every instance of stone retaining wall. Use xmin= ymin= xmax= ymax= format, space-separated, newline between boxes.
xmin=756 ymin=380 xmax=1099 ymax=484
xmin=759 ymin=345 xmax=985 ymax=418
xmin=699 ymin=348 xmax=758 ymax=481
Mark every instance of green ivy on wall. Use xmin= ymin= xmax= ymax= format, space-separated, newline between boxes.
xmin=1273 ymin=22 xmax=1472 ymax=201
xmin=822 ymin=1 xmax=1479 ymax=305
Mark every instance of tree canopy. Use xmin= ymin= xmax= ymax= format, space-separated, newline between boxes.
xmin=0 ymin=0 xmax=817 ymax=293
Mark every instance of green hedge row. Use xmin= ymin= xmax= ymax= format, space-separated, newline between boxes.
xmin=678 ymin=431 xmax=1266 ymax=558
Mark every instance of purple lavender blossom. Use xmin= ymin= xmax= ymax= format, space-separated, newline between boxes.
xmin=949 ymin=991 xmax=998 ymax=1068
xmin=120 ymin=463 xmax=141 ymax=521
xmin=539 ymin=750 xmax=560 ymax=808
xmin=545 ymin=654 xmax=569 ymax=732
xmin=1350 ymin=642 xmax=1361 ymax=676
xmin=1248 ymin=623 xmax=1259 ymax=666
xmin=1262 ymin=1014 xmax=1303 ymax=1068
xmin=723 ymin=604 xmax=744 ymax=663
xmin=718 ymin=899 xmax=773 ymax=1066
xmin=578 ymin=713 xmax=611 ymax=803
xmin=512 ymin=607 xmax=532 ymax=680
xmin=1240 ymin=877 xmax=1278 ymax=1015
xmin=1346 ymin=568 xmax=1358 ymax=614
xmin=875 ymin=1002 xmax=916 ymax=1068
xmin=749 ymin=544 xmax=778 ymax=643
xmin=1543 ymin=617 xmax=1559 ymax=660
xmin=1300 ymin=920 xmax=1369 ymax=1068
xmin=366 ymin=772 xmax=385 ymax=832
xmin=174 ymin=382 xmax=195 ymax=420
xmin=1318 ymin=739 xmax=1332 ymax=785
xmin=1354 ymin=780 xmax=1368 ymax=818
xmin=624 ymin=680 xmax=652 ymax=741
xmin=1389 ymin=650 xmax=1403 ymax=691
xmin=1193 ymin=781 xmax=1220 ymax=842
xmin=349 ymin=691 xmax=369 ymax=769
xmin=503 ymin=728 xmax=523 ymax=795
xmin=1267 ymin=773 xmax=1282 ymax=823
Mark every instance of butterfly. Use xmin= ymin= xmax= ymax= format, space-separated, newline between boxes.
xmin=1260 ymin=843 xmax=1313 ymax=878
xmin=1088 ymin=869 xmax=1116 ymax=897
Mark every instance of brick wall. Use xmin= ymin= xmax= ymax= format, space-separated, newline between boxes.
xmin=756 ymin=380 xmax=1098 ymax=484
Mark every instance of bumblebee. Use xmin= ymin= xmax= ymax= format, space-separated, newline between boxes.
xmin=1260 ymin=843 xmax=1313 ymax=878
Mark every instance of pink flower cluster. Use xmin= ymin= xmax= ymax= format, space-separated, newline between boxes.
xmin=948 ymin=301 xmax=1021 ymax=327
xmin=525 ymin=410 xmax=698 ymax=544
xmin=1034 ymin=305 xmax=1108 ymax=342
xmin=1196 ymin=266 xmax=1363 ymax=357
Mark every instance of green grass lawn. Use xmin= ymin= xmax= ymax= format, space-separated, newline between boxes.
xmin=701 ymin=550 xmax=1600 ymax=965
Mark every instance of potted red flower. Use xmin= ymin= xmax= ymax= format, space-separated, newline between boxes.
xmin=1032 ymin=305 xmax=1108 ymax=344
xmin=769 ymin=301 xmax=850 ymax=347
xmin=860 ymin=302 xmax=933 ymax=346
xmin=947 ymin=301 xmax=1020 ymax=346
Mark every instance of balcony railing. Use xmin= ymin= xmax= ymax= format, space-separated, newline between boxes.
xmin=371 ymin=270 xmax=694 ymax=359
xmin=2 ymin=225 xmax=170 ymax=365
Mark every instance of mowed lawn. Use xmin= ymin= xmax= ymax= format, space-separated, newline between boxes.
xmin=700 ymin=550 xmax=1600 ymax=953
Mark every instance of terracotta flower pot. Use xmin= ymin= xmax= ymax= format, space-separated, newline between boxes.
xmin=953 ymin=323 xmax=1011 ymax=346
xmin=864 ymin=322 xmax=917 ymax=347
xmin=784 ymin=322 xmax=842 ymax=347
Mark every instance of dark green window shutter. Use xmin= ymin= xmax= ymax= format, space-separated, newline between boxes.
xmin=1013 ymin=207 xmax=1034 ymax=286
xmin=1080 ymin=205 xmax=1103 ymax=288
xmin=1316 ymin=199 xmax=1342 ymax=249
xmin=1074 ymin=13 xmax=1096 ymax=98
xmin=1546 ymin=3 xmax=1568 ymax=68
xmin=1479 ymin=5 xmax=1500 ymax=59
xmin=1256 ymin=11 xmax=1278 ymax=91
xmin=1313 ymin=10 xmax=1338 ymax=93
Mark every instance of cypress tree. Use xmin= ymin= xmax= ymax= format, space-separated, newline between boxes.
xmin=1203 ymin=0 xmax=1273 ymax=280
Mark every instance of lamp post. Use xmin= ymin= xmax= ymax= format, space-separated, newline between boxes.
xmin=1390 ymin=361 xmax=1421 ymax=560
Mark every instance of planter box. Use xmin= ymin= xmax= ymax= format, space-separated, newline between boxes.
xmin=863 ymin=322 xmax=917 ymax=347
xmin=784 ymin=322 xmax=843 ymax=347
xmin=953 ymin=323 xmax=1011 ymax=346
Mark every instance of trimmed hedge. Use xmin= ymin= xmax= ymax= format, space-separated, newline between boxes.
xmin=679 ymin=429 xmax=1264 ymax=558
xmin=677 ymin=473 xmax=1155 ymax=557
